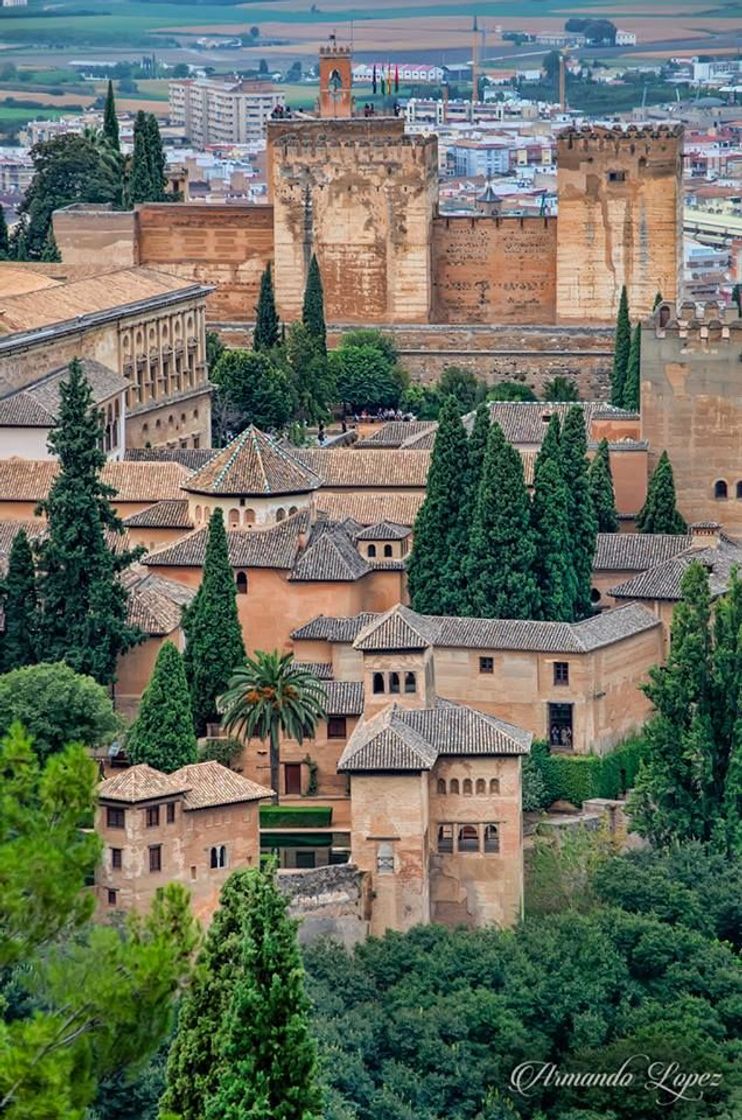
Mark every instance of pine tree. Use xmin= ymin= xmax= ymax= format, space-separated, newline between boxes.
xmin=302 ymin=253 xmax=326 ymax=354
xmin=0 ymin=528 xmax=38 ymax=673
xmin=561 ymin=406 xmax=597 ymax=619
xmin=129 ymin=110 xmax=153 ymax=204
xmin=531 ymin=457 xmax=572 ymax=621
xmin=35 ymin=360 xmax=142 ymax=684
xmin=204 ymin=865 xmax=322 ymax=1120
xmin=623 ymin=322 xmax=641 ymax=410
xmin=588 ymin=438 xmax=618 ymax=533
xmin=0 ymin=202 xmax=9 ymax=258
xmin=103 ymin=79 xmax=120 ymax=151
xmin=163 ymin=870 xmax=256 ymax=1120
xmin=183 ymin=508 xmax=246 ymax=734
xmin=253 ymin=262 xmax=280 ymax=351
xmin=636 ymin=451 xmax=687 ymax=535
xmin=465 ymin=422 xmax=539 ymax=620
xmin=407 ymin=396 xmax=470 ymax=615
xmin=611 ymin=284 xmax=631 ymax=407
xmin=127 ymin=641 xmax=197 ymax=772
xmin=444 ymin=402 xmax=490 ymax=612
xmin=144 ymin=112 xmax=166 ymax=199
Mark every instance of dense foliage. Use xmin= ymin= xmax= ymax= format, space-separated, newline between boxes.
xmin=560 ymin=406 xmax=598 ymax=620
xmin=587 ymin=439 xmax=618 ymax=533
xmin=636 ymin=451 xmax=686 ymax=534
xmin=129 ymin=110 xmax=167 ymax=204
xmin=253 ymin=262 xmax=281 ymax=351
xmin=211 ymin=349 xmax=297 ymax=437
xmin=331 ymin=343 xmax=407 ymax=412
xmin=0 ymin=528 xmax=38 ymax=672
xmin=127 ymin=641 xmax=198 ymax=772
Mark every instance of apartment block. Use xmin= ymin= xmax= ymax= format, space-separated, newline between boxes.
xmin=169 ymin=78 xmax=285 ymax=146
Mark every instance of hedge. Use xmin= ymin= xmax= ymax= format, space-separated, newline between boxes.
xmin=531 ymin=737 xmax=647 ymax=807
xmin=260 ymin=805 xmax=332 ymax=828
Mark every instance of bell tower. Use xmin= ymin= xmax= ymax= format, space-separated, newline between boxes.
xmin=319 ymin=34 xmax=353 ymax=118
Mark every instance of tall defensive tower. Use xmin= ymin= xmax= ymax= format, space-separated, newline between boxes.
xmin=319 ymin=35 xmax=353 ymax=119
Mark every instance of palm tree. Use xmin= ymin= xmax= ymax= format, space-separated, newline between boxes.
xmin=220 ymin=651 xmax=326 ymax=802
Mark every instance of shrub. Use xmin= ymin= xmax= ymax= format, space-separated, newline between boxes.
xmin=259 ymin=805 xmax=332 ymax=828
xmin=198 ymin=737 xmax=243 ymax=768
xmin=531 ymin=736 xmax=647 ymax=807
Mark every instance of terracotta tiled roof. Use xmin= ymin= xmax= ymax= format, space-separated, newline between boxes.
xmin=175 ymin=760 xmax=273 ymax=808
xmin=354 ymin=603 xmax=441 ymax=651
xmin=290 ymin=525 xmax=370 ymax=582
xmin=0 ymin=517 xmax=46 ymax=554
xmin=324 ymin=680 xmax=364 ymax=716
xmin=0 ymin=264 xmax=61 ymax=297
xmin=0 ymin=393 xmax=54 ymax=427
xmin=292 ymin=613 xmax=378 ymax=644
xmin=354 ymin=421 xmax=437 ymax=448
xmin=98 ymin=764 xmax=192 ymax=803
xmin=144 ymin=509 xmax=308 ymax=569
xmin=469 ymin=402 xmax=636 ymax=446
xmin=399 ymin=428 xmax=437 ymax=450
xmin=125 ymin=447 xmax=218 ymax=471
xmin=338 ymin=699 xmax=531 ymax=772
xmin=0 ymin=459 xmax=190 ymax=504
xmin=315 ymin=492 xmax=424 ymax=527
xmin=610 ymin=539 xmax=742 ymax=602
xmin=355 ymin=521 xmax=411 ymax=541
xmin=297 ymin=448 xmax=430 ymax=488
xmin=122 ymin=565 xmax=195 ymax=634
xmin=19 ymin=359 xmax=128 ymax=418
xmin=594 ymin=532 xmax=691 ymax=571
xmin=293 ymin=661 xmax=334 ymax=679
xmin=185 ymin=427 xmax=322 ymax=497
xmin=123 ymin=500 xmax=194 ymax=530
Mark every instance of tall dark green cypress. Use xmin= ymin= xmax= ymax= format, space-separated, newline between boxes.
xmin=531 ymin=457 xmax=572 ymax=622
xmin=636 ymin=450 xmax=687 ymax=535
xmin=144 ymin=112 xmax=166 ymax=199
xmin=127 ymin=641 xmax=197 ymax=772
xmin=35 ymin=360 xmax=142 ymax=684
xmin=465 ymin=422 xmax=539 ymax=620
xmin=588 ymin=438 xmax=618 ymax=533
xmin=40 ymin=226 xmax=60 ymax=263
xmin=407 ymin=396 xmax=469 ymax=615
xmin=129 ymin=110 xmax=152 ymax=204
xmin=183 ymin=508 xmax=246 ymax=734
xmin=611 ymin=284 xmax=631 ymax=407
xmin=103 ymin=79 xmax=120 ymax=151
xmin=623 ymin=322 xmax=641 ymax=410
xmin=302 ymin=254 xmax=326 ymax=354
xmin=253 ymin=262 xmax=280 ymax=350
xmin=0 ymin=203 xmax=9 ymax=258
xmin=561 ymin=406 xmax=597 ymax=619
xmin=204 ymin=866 xmax=322 ymax=1120
xmin=0 ymin=528 xmax=39 ymax=673
xmin=445 ymin=402 xmax=490 ymax=613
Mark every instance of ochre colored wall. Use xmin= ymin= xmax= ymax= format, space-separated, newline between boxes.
xmin=53 ymin=207 xmax=135 ymax=269
xmin=431 ymin=216 xmax=556 ymax=324
xmin=135 ymin=203 xmax=274 ymax=322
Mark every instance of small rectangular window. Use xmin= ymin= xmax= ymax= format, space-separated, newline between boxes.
xmin=553 ymin=662 xmax=569 ymax=685
xmin=106 ymin=806 xmax=125 ymax=829
xmin=149 ymin=845 xmax=162 ymax=873
xmin=110 ymin=847 xmax=122 ymax=870
xmin=166 ymin=802 xmax=176 ymax=824
xmin=327 ymin=716 xmax=347 ymax=739
xmin=479 ymin=656 xmax=494 ymax=674
xmin=146 ymin=805 xmax=160 ymax=828
xmin=608 ymin=170 xmax=626 ymax=182
xmin=107 ymin=889 xmax=117 ymax=906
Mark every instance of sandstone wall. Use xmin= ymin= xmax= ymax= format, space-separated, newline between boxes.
xmin=278 ymin=863 xmax=369 ymax=947
xmin=432 ymin=215 xmax=556 ymax=324
xmin=135 ymin=203 xmax=274 ymax=321
xmin=53 ymin=205 xmax=136 ymax=269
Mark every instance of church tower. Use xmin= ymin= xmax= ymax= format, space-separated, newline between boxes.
xmin=318 ymin=35 xmax=353 ymax=118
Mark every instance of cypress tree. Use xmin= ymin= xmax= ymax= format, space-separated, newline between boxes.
xmin=611 ymin=284 xmax=631 ymax=407
xmin=407 ymin=396 xmax=469 ymax=615
xmin=623 ymin=322 xmax=641 ymax=410
xmin=465 ymin=422 xmax=539 ymax=620
xmin=35 ymin=360 xmax=142 ymax=684
xmin=129 ymin=110 xmax=153 ymax=204
xmin=0 ymin=203 xmax=9 ymax=258
xmin=536 ymin=411 xmax=561 ymax=470
xmin=302 ymin=253 xmax=326 ymax=354
xmin=636 ymin=451 xmax=687 ymax=535
xmin=183 ymin=508 xmax=246 ymax=734
xmin=531 ymin=457 xmax=571 ymax=621
xmin=561 ymin=406 xmax=597 ymax=619
xmin=445 ymin=402 xmax=490 ymax=612
xmin=0 ymin=528 xmax=39 ymax=672
xmin=253 ymin=262 xmax=280 ymax=351
xmin=144 ymin=112 xmax=166 ymax=199
xmin=40 ymin=225 xmax=60 ymax=262
xmin=103 ymin=79 xmax=120 ymax=151
xmin=204 ymin=865 xmax=322 ymax=1120
xmin=588 ymin=438 xmax=618 ymax=532
xmin=127 ymin=641 xmax=197 ymax=772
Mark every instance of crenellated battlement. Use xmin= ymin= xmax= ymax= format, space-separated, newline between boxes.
xmin=651 ymin=300 xmax=742 ymax=342
xmin=559 ymin=123 xmax=683 ymax=146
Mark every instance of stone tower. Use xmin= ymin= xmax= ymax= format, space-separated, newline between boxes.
xmin=556 ymin=124 xmax=683 ymax=324
xmin=319 ymin=36 xmax=353 ymax=118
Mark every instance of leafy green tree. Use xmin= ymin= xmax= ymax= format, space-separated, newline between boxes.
xmin=211 ymin=349 xmax=297 ymax=436
xmin=0 ymin=725 xmax=197 ymax=1118
xmin=622 ymin=322 xmax=641 ymax=410
xmin=588 ymin=438 xmax=618 ymax=532
xmin=206 ymin=329 xmax=224 ymax=372
xmin=221 ymin=652 xmax=325 ymax=801
xmin=561 ymin=406 xmax=597 ymax=618
xmin=330 ymin=344 xmax=407 ymax=412
xmin=285 ymin=322 xmax=335 ymax=423
xmin=486 ymin=381 xmax=537 ymax=402
xmin=0 ymin=661 xmax=120 ymax=760
xmin=253 ymin=262 xmax=280 ymax=351
xmin=0 ymin=528 xmax=38 ymax=672
xmin=531 ymin=457 xmax=572 ymax=621
xmin=127 ymin=641 xmax=197 ymax=772
xmin=437 ymin=365 xmax=486 ymax=413
xmin=636 ymin=450 xmax=687 ymax=534
xmin=340 ymin=329 xmax=398 ymax=366
xmin=0 ymin=202 xmax=9 ymax=258
xmin=183 ymin=509 xmax=245 ymax=735
xmin=302 ymin=253 xmax=326 ymax=354
xmin=35 ymin=360 xmax=142 ymax=684
xmin=611 ymin=284 xmax=631 ymax=406
xmin=407 ymin=396 xmax=470 ymax=615
xmin=465 ymin=422 xmax=539 ymax=619
xmin=204 ymin=865 xmax=322 ymax=1120
xmin=103 ymin=78 xmax=120 ymax=151
xmin=542 ymin=375 xmax=579 ymax=402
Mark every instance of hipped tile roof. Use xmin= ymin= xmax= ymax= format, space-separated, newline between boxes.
xmin=177 ymin=760 xmax=273 ymax=809
xmin=316 ymin=492 xmax=423 ymax=527
xmin=122 ymin=566 xmax=196 ymax=634
xmin=355 ymin=421 xmax=437 ymax=448
xmin=354 ymin=603 xmax=441 ymax=650
xmin=185 ymin=426 xmax=321 ymax=497
xmin=289 ymin=524 xmax=370 ymax=582
xmin=123 ymin=500 xmax=194 ymax=530
xmin=125 ymin=447 xmax=218 ymax=471
xmin=594 ymin=532 xmax=691 ymax=571
xmin=98 ymin=764 xmax=192 ymax=803
xmin=296 ymin=448 xmax=430 ymax=488
xmin=355 ymin=521 xmax=411 ymax=541
xmin=323 ymin=680 xmax=364 ymax=716
xmin=0 ymin=459 xmax=189 ymax=504
xmin=610 ymin=539 xmax=742 ymax=602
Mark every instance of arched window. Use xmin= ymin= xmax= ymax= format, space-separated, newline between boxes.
xmin=236 ymin=571 xmax=248 ymax=595
xmin=463 ymin=778 xmax=473 ymax=797
xmin=437 ymin=823 xmax=453 ymax=853
xmin=373 ymin=672 xmax=385 ymax=695
xmin=367 ymin=544 xmax=377 ymax=558
xmin=489 ymin=778 xmax=500 ymax=795
xmin=194 ymin=505 xmax=201 ymax=523
xmin=715 ymin=480 xmax=728 ymax=499
xmin=475 ymin=778 xmax=486 ymax=795
xmin=736 ymin=482 xmax=742 ymax=500
xmin=244 ymin=508 xmax=256 ymax=525
xmin=659 ymin=304 xmax=670 ymax=328
xmin=276 ymin=507 xmax=286 ymax=522
xmin=449 ymin=778 xmax=459 ymax=795
xmin=404 ymin=671 xmax=416 ymax=694
xmin=289 ymin=506 xmax=298 ymax=516
xmin=458 ymin=824 xmax=479 ymax=853
xmin=228 ymin=509 xmax=240 ymax=527
xmin=436 ymin=778 xmax=446 ymax=795
xmin=591 ymin=587 xmax=602 ymax=604
xmin=484 ymin=824 xmax=500 ymax=853
xmin=210 ymin=845 xmax=227 ymax=869
xmin=383 ymin=544 xmax=393 ymax=558
xmin=389 ymin=672 xmax=400 ymax=694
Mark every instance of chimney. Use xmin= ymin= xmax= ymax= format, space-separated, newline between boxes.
xmin=689 ymin=522 xmax=721 ymax=550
